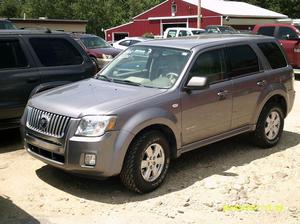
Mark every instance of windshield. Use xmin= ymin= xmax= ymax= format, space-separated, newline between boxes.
xmin=219 ymin=26 xmax=237 ymax=34
xmin=0 ymin=21 xmax=16 ymax=29
xmin=80 ymin=36 xmax=111 ymax=49
xmin=96 ymin=46 xmax=191 ymax=89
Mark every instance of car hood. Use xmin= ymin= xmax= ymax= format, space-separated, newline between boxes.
xmin=28 ymin=78 xmax=167 ymax=118
xmin=88 ymin=47 xmax=121 ymax=57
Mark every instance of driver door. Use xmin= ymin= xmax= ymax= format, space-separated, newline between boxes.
xmin=181 ymin=48 xmax=233 ymax=145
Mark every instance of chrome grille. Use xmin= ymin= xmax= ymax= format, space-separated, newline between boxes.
xmin=26 ymin=107 xmax=71 ymax=138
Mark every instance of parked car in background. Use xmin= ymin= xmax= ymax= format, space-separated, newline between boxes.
xmin=23 ymin=35 xmax=295 ymax=193
xmin=163 ymin=27 xmax=205 ymax=38
xmin=73 ymin=34 xmax=121 ymax=70
xmin=0 ymin=30 xmax=96 ymax=130
xmin=112 ymin=37 xmax=151 ymax=50
xmin=253 ymin=24 xmax=300 ymax=74
xmin=205 ymin=25 xmax=238 ymax=34
xmin=0 ymin=19 xmax=17 ymax=30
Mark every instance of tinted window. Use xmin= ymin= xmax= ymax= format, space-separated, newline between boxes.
xmin=0 ymin=40 xmax=28 ymax=69
xmin=226 ymin=45 xmax=259 ymax=77
xmin=189 ymin=49 xmax=224 ymax=84
xmin=258 ymin=42 xmax=287 ymax=69
xmin=277 ymin=27 xmax=298 ymax=39
xmin=30 ymin=38 xmax=83 ymax=67
xmin=257 ymin=27 xmax=275 ymax=37
xmin=179 ymin=30 xmax=188 ymax=37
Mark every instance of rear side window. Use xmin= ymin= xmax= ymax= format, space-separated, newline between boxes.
xmin=30 ymin=38 xmax=83 ymax=67
xmin=189 ymin=49 xmax=224 ymax=84
xmin=258 ymin=42 xmax=287 ymax=69
xmin=225 ymin=45 xmax=259 ymax=77
xmin=257 ymin=27 xmax=275 ymax=37
xmin=0 ymin=39 xmax=28 ymax=69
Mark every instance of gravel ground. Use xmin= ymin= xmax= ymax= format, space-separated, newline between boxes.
xmin=0 ymin=81 xmax=300 ymax=224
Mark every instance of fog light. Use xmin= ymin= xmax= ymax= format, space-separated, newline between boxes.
xmin=84 ymin=154 xmax=96 ymax=166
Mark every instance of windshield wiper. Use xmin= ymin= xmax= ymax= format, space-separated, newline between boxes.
xmin=113 ymin=79 xmax=142 ymax=86
xmin=97 ymin=75 xmax=113 ymax=82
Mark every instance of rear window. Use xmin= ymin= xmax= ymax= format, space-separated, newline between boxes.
xmin=0 ymin=39 xmax=28 ymax=69
xmin=258 ymin=42 xmax=287 ymax=69
xmin=257 ymin=27 xmax=275 ymax=37
xmin=225 ymin=45 xmax=259 ymax=77
xmin=30 ymin=38 xmax=83 ymax=67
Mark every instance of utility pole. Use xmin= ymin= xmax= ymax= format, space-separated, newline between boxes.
xmin=197 ymin=0 xmax=202 ymax=28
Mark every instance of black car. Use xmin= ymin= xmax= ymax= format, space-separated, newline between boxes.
xmin=0 ymin=30 xmax=96 ymax=130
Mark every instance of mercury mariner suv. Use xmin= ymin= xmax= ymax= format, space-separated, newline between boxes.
xmin=22 ymin=35 xmax=295 ymax=193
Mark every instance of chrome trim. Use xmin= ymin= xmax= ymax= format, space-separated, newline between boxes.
xmin=26 ymin=107 xmax=71 ymax=138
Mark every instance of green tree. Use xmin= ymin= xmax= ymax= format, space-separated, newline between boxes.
xmin=0 ymin=0 xmax=22 ymax=18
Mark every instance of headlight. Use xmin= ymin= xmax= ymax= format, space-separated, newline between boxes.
xmin=101 ymin=54 xmax=113 ymax=59
xmin=75 ymin=116 xmax=117 ymax=137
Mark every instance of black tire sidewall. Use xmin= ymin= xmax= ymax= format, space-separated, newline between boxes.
xmin=132 ymin=132 xmax=170 ymax=192
xmin=257 ymin=105 xmax=284 ymax=147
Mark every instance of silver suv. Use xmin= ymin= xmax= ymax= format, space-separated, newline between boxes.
xmin=22 ymin=35 xmax=295 ymax=193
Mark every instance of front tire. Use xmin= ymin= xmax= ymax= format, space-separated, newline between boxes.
xmin=120 ymin=131 xmax=170 ymax=193
xmin=252 ymin=103 xmax=284 ymax=148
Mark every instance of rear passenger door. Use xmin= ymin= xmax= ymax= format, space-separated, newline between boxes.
xmin=181 ymin=48 xmax=233 ymax=145
xmin=226 ymin=44 xmax=268 ymax=129
xmin=0 ymin=37 xmax=40 ymax=120
xmin=25 ymin=36 xmax=92 ymax=84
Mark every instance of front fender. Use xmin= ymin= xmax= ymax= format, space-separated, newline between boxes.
xmin=122 ymin=107 xmax=180 ymax=142
xmin=109 ymin=107 xmax=181 ymax=175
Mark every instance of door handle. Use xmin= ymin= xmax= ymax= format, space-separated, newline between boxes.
xmin=217 ymin=90 xmax=229 ymax=100
xmin=257 ymin=80 xmax=267 ymax=86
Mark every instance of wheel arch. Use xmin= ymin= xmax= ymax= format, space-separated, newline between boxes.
xmin=252 ymin=91 xmax=288 ymax=126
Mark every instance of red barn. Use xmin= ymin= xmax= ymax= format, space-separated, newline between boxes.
xmin=105 ymin=0 xmax=287 ymax=41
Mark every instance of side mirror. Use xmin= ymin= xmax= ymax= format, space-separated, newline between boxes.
xmin=184 ymin=76 xmax=209 ymax=91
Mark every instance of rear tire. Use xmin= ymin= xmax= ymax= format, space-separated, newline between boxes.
xmin=120 ymin=131 xmax=170 ymax=193
xmin=251 ymin=103 xmax=284 ymax=148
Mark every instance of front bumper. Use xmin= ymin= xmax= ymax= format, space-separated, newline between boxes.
xmin=23 ymin=125 xmax=134 ymax=177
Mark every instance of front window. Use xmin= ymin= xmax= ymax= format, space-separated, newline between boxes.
xmin=96 ymin=46 xmax=191 ymax=89
xmin=80 ymin=36 xmax=111 ymax=49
